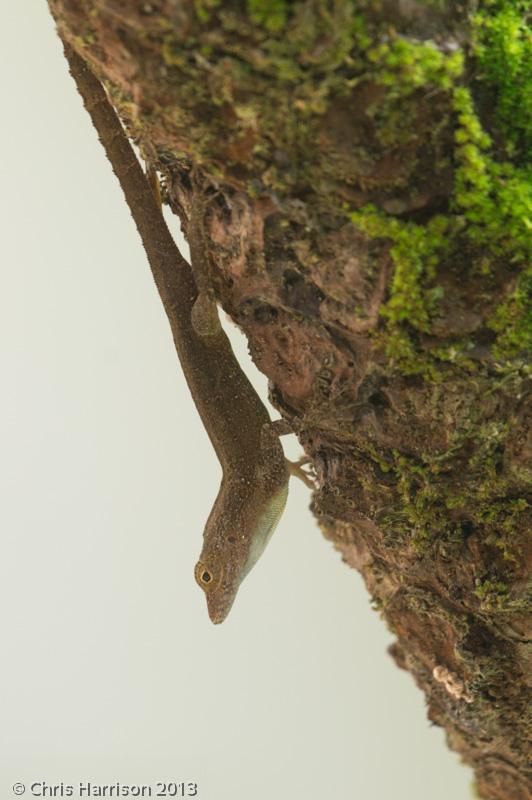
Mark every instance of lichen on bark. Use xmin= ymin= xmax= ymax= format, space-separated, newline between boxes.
xmin=47 ymin=2 xmax=531 ymax=798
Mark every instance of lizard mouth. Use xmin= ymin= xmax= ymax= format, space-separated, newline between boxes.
xmin=206 ymin=585 xmax=237 ymax=625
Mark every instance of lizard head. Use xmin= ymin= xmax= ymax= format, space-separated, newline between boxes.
xmin=194 ymin=556 xmax=242 ymax=624
xmin=194 ymin=478 xmax=289 ymax=624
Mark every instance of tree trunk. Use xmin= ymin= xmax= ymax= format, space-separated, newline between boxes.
xmin=47 ymin=2 xmax=531 ymax=798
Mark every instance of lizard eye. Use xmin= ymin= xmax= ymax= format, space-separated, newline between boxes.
xmin=195 ymin=561 xmax=217 ymax=589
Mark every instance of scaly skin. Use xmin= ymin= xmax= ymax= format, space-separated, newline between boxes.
xmin=62 ymin=41 xmax=289 ymax=624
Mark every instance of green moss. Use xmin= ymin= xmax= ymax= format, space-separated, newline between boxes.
xmin=247 ymin=0 xmax=287 ymax=32
xmin=287 ymin=4 xmax=370 ymax=71
xmin=348 ymin=26 xmax=531 ymax=369
xmin=351 ymin=207 xmax=452 ymax=373
xmin=490 ymin=267 xmax=532 ymax=356
xmin=363 ymin=388 xmax=530 ymax=559
xmin=391 ymin=453 xmax=451 ymax=549
xmin=162 ymin=35 xmax=188 ymax=67
xmin=452 ymin=87 xmax=532 ymax=263
xmin=193 ymin=0 xmax=221 ymax=24
xmin=249 ymin=3 xmax=370 ymax=82
xmin=361 ymin=38 xmax=463 ymax=153
xmin=438 ymin=409 xmax=529 ymax=564
xmin=474 ymin=577 xmax=510 ymax=609
xmin=355 ymin=439 xmax=394 ymax=474
xmin=451 ymin=86 xmax=532 ymax=356
xmin=472 ymin=2 xmax=532 ymax=161
xmin=347 ymin=38 xmax=465 ymax=375
xmin=368 ymin=39 xmax=463 ymax=92
xmin=379 ymin=452 xmax=450 ymax=549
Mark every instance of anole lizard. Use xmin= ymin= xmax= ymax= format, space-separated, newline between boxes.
xmin=62 ymin=41 xmax=293 ymax=624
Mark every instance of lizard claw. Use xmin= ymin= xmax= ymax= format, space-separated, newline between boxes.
xmin=287 ymin=457 xmax=317 ymax=490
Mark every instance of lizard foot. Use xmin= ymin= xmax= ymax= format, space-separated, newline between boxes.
xmin=287 ymin=457 xmax=316 ymax=490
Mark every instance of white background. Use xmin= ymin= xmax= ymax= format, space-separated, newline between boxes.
xmin=1 ymin=4 xmax=471 ymax=799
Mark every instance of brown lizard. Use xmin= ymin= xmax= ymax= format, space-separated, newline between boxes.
xmin=61 ymin=41 xmax=294 ymax=624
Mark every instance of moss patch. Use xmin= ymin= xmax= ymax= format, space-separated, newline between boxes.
xmin=247 ymin=0 xmax=287 ymax=32
xmin=350 ymin=207 xmax=451 ymax=373
xmin=472 ymin=0 xmax=532 ymax=161
xmin=349 ymin=5 xmax=531 ymax=372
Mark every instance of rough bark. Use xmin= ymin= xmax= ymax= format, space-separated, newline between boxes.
xmin=47 ymin=2 xmax=531 ymax=798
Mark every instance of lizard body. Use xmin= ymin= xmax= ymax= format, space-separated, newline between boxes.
xmin=63 ymin=42 xmax=289 ymax=624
